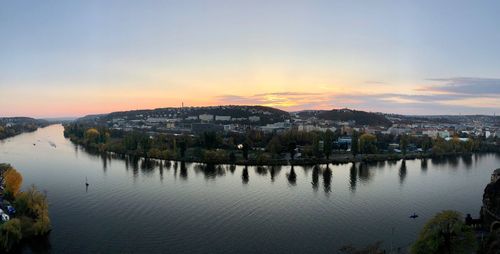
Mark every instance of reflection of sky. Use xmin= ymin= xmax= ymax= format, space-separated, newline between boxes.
xmin=1 ymin=1 xmax=500 ymax=117
xmin=1 ymin=125 xmax=500 ymax=252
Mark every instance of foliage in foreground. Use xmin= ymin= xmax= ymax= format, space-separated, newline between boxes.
xmin=411 ymin=210 xmax=476 ymax=254
xmin=0 ymin=165 xmax=51 ymax=252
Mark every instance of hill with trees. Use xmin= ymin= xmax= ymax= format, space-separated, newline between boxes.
xmin=297 ymin=108 xmax=392 ymax=127
xmin=76 ymin=105 xmax=291 ymax=125
xmin=0 ymin=118 xmax=49 ymax=140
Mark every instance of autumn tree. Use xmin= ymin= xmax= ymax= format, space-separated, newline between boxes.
xmin=4 ymin=167 xmax=23 ymax=198
xmin=84 ymin=128 xmax=100 ymax=144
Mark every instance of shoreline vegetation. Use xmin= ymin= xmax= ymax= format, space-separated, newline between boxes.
xmin=0 ymin=164 xmax=51 ymax=252
xmin=63 ymin=124 xmax=500 ymax=166
xmin=0 ymin=118 xmax=49 ymax=141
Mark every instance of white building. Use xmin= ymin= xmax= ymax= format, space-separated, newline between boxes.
xmin=249 ymin=116 xmax=260 ymax=122
xmin=199 ymin=114 xmax=214 ymax=122
xmin=185 ymin=116 xmax=198 ymax=120
xmin=215 ymin=115 xmax=231 ymax=121
xmin=438 ymin=130 xmax=450 ymax=138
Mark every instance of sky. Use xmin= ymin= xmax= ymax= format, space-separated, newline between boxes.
xmin=1 ymin=0 xmax=500 ymax=118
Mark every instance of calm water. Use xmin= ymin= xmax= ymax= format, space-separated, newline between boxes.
xmin=0 ymin=125 xmax=498 ymax=253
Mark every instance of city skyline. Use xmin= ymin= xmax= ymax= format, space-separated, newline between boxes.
xmin=2 ymin=0 xmax=500 ymax=117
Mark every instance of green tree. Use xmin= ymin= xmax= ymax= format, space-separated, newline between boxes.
xmin=359 ymin=133 xmax=377 ymax=154
xmin=266 ymin=136 xmax=282 ymax=158
xmin=288 ymin=142 xmax=297 ymax=161
xmin=351 ymin=131 xmax=359 ymax=156
xmin=0 ymin=218 xmax=22 ymax=251
xmin=411 ymin=210 xmax=476 ymax=254
xmin=324 ymin=129 xmax=334 ymax=159
xmin=400 ymin=134 xmax=409 ymax=155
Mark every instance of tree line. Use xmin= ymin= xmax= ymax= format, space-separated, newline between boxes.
xmin=63 ymin=123 xmax=499 ymax=165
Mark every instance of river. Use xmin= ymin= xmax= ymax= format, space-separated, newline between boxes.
xmin=0 ymin=124 xmax=498 ymax=253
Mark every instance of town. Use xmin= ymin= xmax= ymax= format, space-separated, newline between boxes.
xmin=63 ymin=105 xmax=500 ymax=165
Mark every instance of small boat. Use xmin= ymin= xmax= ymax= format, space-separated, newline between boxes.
xmin=409 ymin=213 xmax=419 ymax=219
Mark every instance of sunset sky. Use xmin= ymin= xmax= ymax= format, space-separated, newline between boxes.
xmin=1 ymin=0 xmax=500 ymax=118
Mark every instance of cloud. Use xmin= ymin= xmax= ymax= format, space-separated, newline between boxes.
xmin=214 ymin=77 xmax=500 ymax=114
xmin=215 ymin=92 xmax=332 ymax=110
xmin=421 ymin=77 xmax=500 ymax=95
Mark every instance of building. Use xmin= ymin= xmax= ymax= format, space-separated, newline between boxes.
xmin=191 ymin=123 xmax=223 ymax=133
xmin=185 ymin=116 xmax=198 ymax=121
xmin=199 ymin=114 xmax=214 ymax=122
xmin=215 ymin=115 xmax=231 ymax=121
xmin=249 ymin=116 xmax=260 ymax=122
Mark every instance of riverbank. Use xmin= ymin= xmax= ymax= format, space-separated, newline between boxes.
xmin=0 ymin=122 xmax=49 ymax=141
xmin=68 ymin=134 xmax=489 ymax=166
xmin=0 ymin=164 xmax=51 ymax=252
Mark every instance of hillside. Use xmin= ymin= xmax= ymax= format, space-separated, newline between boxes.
xmin=77 ymin=105 xmax=290 ymax=125
xmin=298 ymin=108 xmax=392 ymax=127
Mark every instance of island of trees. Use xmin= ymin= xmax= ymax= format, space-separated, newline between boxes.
xmin=0 ymin=163 xmax=51 ymax=252
xmin=63 ymin=122 xmax=498 ymax=166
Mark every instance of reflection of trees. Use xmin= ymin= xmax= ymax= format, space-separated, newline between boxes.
xmin=431 ymin=157 xmax=446 ymax=166
xmin=140 ymin=158 xmax=155 ymax=176
xmin=420 ymin=158 xmax=428 ymax=171
xmin=461 ymin=155 xmax=472 ymax=169
xmin=312 ymin=165 xmax=319 ymax=191
xmin=399 ymin=160 xmax=407 ymax=185
xmin=358 ymin=163 xmax=371 ymax=183
xmin=101 ymin=153 xmax=108 ymax=171
xmin=255 ymin=166 xmax=268 ymax=176
xmin=194 ymin=164 xmax=225 ymax=179
xmin=159 ymin=161 xmax=164 ymax=182
xmin=287 ymin=166 xmax=296 ymax=185
xmin=129 ymin=156 xmax=139 ymax=178
xmin=322 ymin=166 xmax=332 ymax=193
xmin=24 ymin=234 xmax=52 ymax=253
xmin=270 ymin=166 xmax=281 ymax=182
xmin=349 ymin=163 xmax=357 ymax=192
xmin=446 ymin=156 xmax=459 ymax=168
xmin=229 ymin=165 xmax=236 ymax=174
xmin=242 ymin=166 xmax=249 ymax=184
xmin=164 ymin=160 xmax=172 ymax=169
xmin=180 ymin=161 xmax=187 ymax=180
xmin=387 ymin=160 xmax=398 ymax=167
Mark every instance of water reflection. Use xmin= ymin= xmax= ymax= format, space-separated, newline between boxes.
xmin=358 ymin=163 xmax=372 ymax=183
xmin=194 ymin=163 xmax=226 ymax=179
xmin=269 ymin=166 xmax=280 ymax=182
xmin=312 ymin=165 xmax=320 ymax=191
xmin=242 ymin=166 xmax=249 ymax=184
xmin=179 ymin=162 xmax=187 ymax=179
xmin=420 ymin=159 xmax=428 ymax=172
xmin=462 ymin=155 xmax=473 ymax=169
xmin=287 ymin=166 xmax=297 ymax=185
xmin=349 ymin=163 xmax=357 ymax=192
xmin=159 ymin=162 xmax=164 ymax=182
xmin=323 ymin=166 xmax=332 ymax=193
xmin=74 ymin=142 xmax=494 ymax=192
xmin=256 ymin=166 xmax=268 ymax=176
xmin=399 ymin=160 xmax=407 ymax=185
xmin=229 ymin=164 xmax=236 ymax=174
